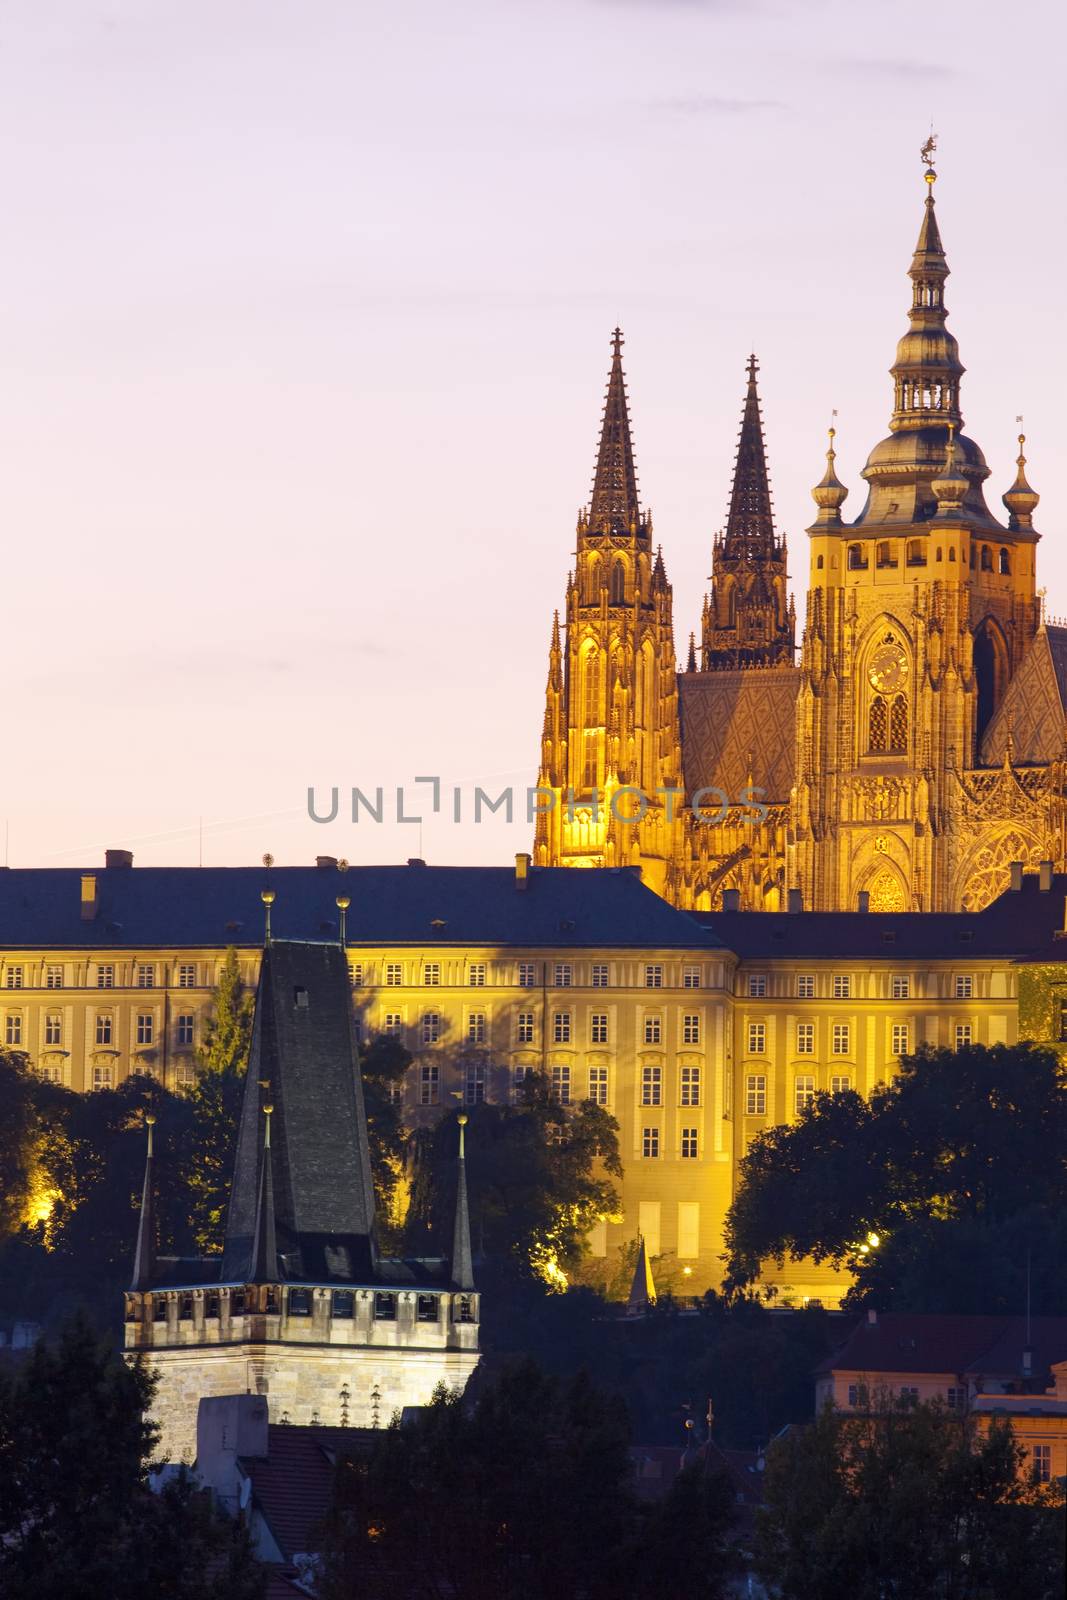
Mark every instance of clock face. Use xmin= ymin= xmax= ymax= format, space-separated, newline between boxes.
xmin=868 ymin=643 xmax=907 ymax=694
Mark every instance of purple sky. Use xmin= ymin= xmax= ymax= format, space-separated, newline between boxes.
xmin=1 ymin=0 xmax=1062 ymax=869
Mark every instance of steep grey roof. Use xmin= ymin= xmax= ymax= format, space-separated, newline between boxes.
xmin=223 ymin=942 xmax=376 ymax=1283
xmin=678 ymin=666 xmax=800 ymax=804
xmin=981 ymin=626 xmax=1067 ymax=766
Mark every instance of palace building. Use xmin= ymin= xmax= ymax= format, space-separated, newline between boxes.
xmin=4 ymin=855 xmax=1067 ymax=1306
xmin=534 ymin=156 xmax=1065 ymax=914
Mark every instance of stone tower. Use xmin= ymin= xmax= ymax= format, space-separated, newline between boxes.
xmin=701 ymin=355 xmax=795 ymax=670
xmin=124 ymin=939 xmax=479 ymax=1462
xmin=792 ymin=153 xmax=1044 ymax=911
xmin=535 ymin=330 xmax=685 ymax=899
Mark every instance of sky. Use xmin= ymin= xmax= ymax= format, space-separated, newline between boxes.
xmin=0 ymin=0 xmax=1063 ymax=870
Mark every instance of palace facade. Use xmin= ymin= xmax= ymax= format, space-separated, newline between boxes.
xmin=534 ymin=158 xmax=1065 ymax=914
xmin=4 ymin=856 xmax=1066 ymax=1305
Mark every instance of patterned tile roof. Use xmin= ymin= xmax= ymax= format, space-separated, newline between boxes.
xmin=678 ymin=666 xmax=800 ymax=803
xmin=981 ymin=626 xmax=1067 ymax=766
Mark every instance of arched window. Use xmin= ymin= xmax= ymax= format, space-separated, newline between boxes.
xmin=949 ymin=548 xmax=957 ymax=563
xmin=876 ymin=541 xmax=896 ymax=568
xmin=581 ymin=731 xmax=598 ymax=790
xmin=816 ymin=554 xmax=824 ymax=571
xmin=869 ymin=696 xmax=888 ymax=752
xmin=889 ymin=694 xmax=908 ymax=752
xmin=906 ymin=540 xmax=926 ymax=567
xmin=999 ymin=549 xmax=1011 ymax=575
xmin=980 ymin=545 xmax=993 ymax=572
xmin=974 ymin=619 xmax=1009 ymax=744
xmin=935 ymin=546 xmax=942 ymax=562
xmin=848 ymin=544 xmax=867 ymax=571
xmin=585 ymin=559 xmax=600 ymax=603
xmin=609 ymin=561 xmax=625 ymax=604
xmin=583 ymin=649 xmax=600 ymax=726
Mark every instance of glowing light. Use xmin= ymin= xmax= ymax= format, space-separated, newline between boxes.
xmin=867 ymin=1232 xmax=881 ymax=1248
xmin=682 ymin=1266 xmax=693 ymax=1277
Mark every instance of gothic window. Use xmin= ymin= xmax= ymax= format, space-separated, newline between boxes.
xmin=876 ymin=541 xmax=896 ymax=568
xmin=582 ymin=731 xmax=598 ymax=790
xmin=869 ymin=696 xmax=888 ymax=752
xmin=980 ymin=545 xmax=993 ymax=571
xmin=847 ymin=544 xmax=867 ymax=571
xmin=816 ymin=554 xmax=824 ymax=570
xmin=610 ymin=561 xmax=625 ymax=604
xmin=973 ymin=619 xmax=1008 ymax=744
xmin=906 ymin=540 xmax=926 ymax=566
xmin=583 ymin=649 xmax=600 ymax=726
xmin=999 ymin=549 xmax=1011 ymax=574
xmin=585 ymin=559 xmax=600 ymax=602
xmin=889 ymin=694 xmax=908 ymax=752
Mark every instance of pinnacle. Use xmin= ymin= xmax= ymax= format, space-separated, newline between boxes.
xmin=587 ymin=329 xmax=642 ymax=538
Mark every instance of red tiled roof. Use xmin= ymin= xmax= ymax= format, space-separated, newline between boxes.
xmin=816 ymin=1314 xmax=1067 ymax=1380
xmin=242 ymin=1424 xmax=370 ymax=1562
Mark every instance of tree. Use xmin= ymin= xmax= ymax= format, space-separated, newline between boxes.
xmin=724 ymin=1043 xmax=1067 ymax=1307
xmin=0 ymin=1314 xmax=264 ymax=1600
xmin=405 ymin=1074 xmax=622 ymax=1288
xmin=183 ymin=948 xmax=254 ymax=1252
xmin=357 ymin=1034 xmax=413 ymax=1247
xmin=757 ymin=1394 xmax=1065 ymax=1600
xmin=0 ymin=1048 xmax=39 ymax=1242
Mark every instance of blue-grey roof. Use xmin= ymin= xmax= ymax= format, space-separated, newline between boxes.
xmin=0 ymin=863 xmax=717 ymax=951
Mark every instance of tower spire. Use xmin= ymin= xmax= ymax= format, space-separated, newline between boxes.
xmin=722 ymin=354 xmax=779 ymax=562
xmin=587 ymin=328 xmax=643 ymax=539
xmin=129 ymin=1113 xmax=157 ymax=1292
xmin=450 ymin=1114 xmax=475 ymax=1292
xmin=889 ymin=142 xmax=964 ymax=433
xmin=249 ymin=1098 xmax=279 ymax=1283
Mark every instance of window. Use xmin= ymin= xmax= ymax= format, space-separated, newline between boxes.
xmin=374 ymin=1293 xmax=397 ymax=1322
xmin=796 ymin=974 xmax=815 ymax=998
xmin=517 ymin=1011 xmax=534 ymax=1044
xmin=847 ymin=1384 xmax=859 ymax=1408
xmin=830 ymin=1073 xmax=852 ymax=1094
xmin=641 ymin=1065 xmax=662 ymax=1106
xmin=177 ymin=963 xmax=196 ymax=988
xmin=553 ymin=1011 xmax=572 ymax=1044
xmin=832 ymin=1023 xmax=850 ymax=1054
xmin=513 ymin=1064 xmax=531 ymax=1096
xmin=591 ymin=963 xmax=609 ymax=988
xmin=891 ymin=1023 xmax=910 ymax=1056
xmin=38 ymin=1061 xmax=63 ymax=1084
xmin=795 ymin=1075 xmax=815 ymax=1114
xmin=796 ymin=1021 xmax=815 ymax=1054
xmin=468 ymin=962 xmax=486 ymax=987
xmin=463 ymin=1062 xmax=486 ymax=1105
xmin=642 ymin=1126 xmax=660 ymax=1159
xmin=92 ymin=1063 xmax=112 ymax=1089
xmin=683 ymin=1013 xmax=700 ymax=1045
xmin=683 ymin=966 xmax=701 ymax=989
xmin=747 ymin=974 xmax=767 ymax=997
xmin=745 ymin=1074 xmax=767 ymax=1116
xmin=589 ymin=1065 xmax=608 ymax=1105
xmin=419 ymin=1064 xmax=439 ymax=1105
xmin=551 ymin=1064 xmax=571 ymax=1104
xmin=900 ymin=1386 xmax=919 ymax=1402
xmin=417 ymin=1294 xmax=439 ymax=1323
xmin=680 ymin=1065 xmax=701 ymax=1106
xmin=423 ymin=963 xmax=440 ymax=986
xmin=5 ymin=1014 xmax=23 ymax=1046
xmin=681 ymin=1127 xmax=698 ymax=1159
xmin=5 ymin=966 xmax=23 ymax=989
xmin=384 ymin=1012 xmax=403 ymax=1037
xmin=45 ymin=1014 xmax=62 ymax=1046
xmin=136 ymin=964 xmax=155 ymax=989
xmin=747 ymin=1022 xmax=766 ymax=1055
xmin=45 ymin=965 xmax=63 ymax=989
xmin=176 ymin=1014 xmax=195 ymax=1046
xmin=95 ymin=1014 xmax=113 ymax=1046
xmin=644 ymin=965 xmax=663 ymax=989
xmin=1031 ymin=1444 xmax=1051 ymax=1483
xmin=349 ymin=962 xmax=363 ymax=987
xmin=832 ymin=975 xmax=851 ymax=999
xmin=385 ymin=962 xmax=403 ymax=986
xmin=136 ymin=1014 xmax=154 ymax=1046
xmin=644 ymin=1015 xmax=661 ymax=1045
xmin=891 ymin=975 xmax=910 ymax=999
xmin=590 ymin=1013 xmax=608 ymax=1044
xmin=519 ymin=962 xmax=537 ymax=988
xmin=954 ymin=974 xmax=973 ymax=999
xmin=955 ymin=1023 xmax=972 ymax=1048
xmin=555 ymin=963 xmax=572 ymax=988
xmin=467 ymin=1012 xmax=486 ymax=1044
xmin=947 ymin=1386 xmax=966 ymax=1411
xmin=422 ymin=1012 xmax=441 ymax=1044
xmin=96 ymin=964 xmax=114 ymax=989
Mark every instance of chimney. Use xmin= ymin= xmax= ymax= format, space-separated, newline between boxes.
xmin=407 ymin=858 xmax=426 ymax=868
xmin=316 ymin=855 xmax=338 ymax=870
xmin=1039 ymin=861 xmax=1053 ymax=892
xmin=721 ymin=888 xmax=741 ymax=912
xmin=80 ymin=874 xmax=98 ymax=921
xmin=105 ymin=849 xmax=133 ymax=870
xmin=515 ymin=852 xmax=531 ymax=891
xmin=1009 ymin=861 xmax=1024 ymax=892
xmin=788 ymin=888 xmax=803 ymax=914
xmin=857 ymin=890 xmax=870 ymax=913
xmin=866 ymin=1308 xmax=878 ymax=1328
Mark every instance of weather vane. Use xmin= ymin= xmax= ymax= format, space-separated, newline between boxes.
xmin=920 ymin=132 xmax=937 ymax=169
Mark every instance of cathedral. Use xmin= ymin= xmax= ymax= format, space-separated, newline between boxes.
xmin=534 ymin=155 xmax=1065 ymax=914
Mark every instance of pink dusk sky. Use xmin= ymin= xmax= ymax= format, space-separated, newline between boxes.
xmin=1 ymin=0 xmax=1062 ymax=870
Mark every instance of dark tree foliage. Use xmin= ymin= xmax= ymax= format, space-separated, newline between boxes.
xmin=757 ymin=1394 xmax=1066 ymax=1600
xmin=183 ymin=946 xmax=255 ymax=1252
xmin=316 ymin=1357 xmax=736 ymax=1600
xmin=0 ymin=1315 xmax=264 ymax=1600
xmin=725 ymin=1043 xmax=1067 ymax=1311
xmin=357 ymin=1033 xmax=413 ymax=1247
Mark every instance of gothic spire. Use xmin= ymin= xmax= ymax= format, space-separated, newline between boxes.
xmin=586 ymin=328 xmax=644 ymax=539
xmin=722 ymin=355 xmax=779 ymax=562
xmin=249 ymin=1102 xmax=279 ymax=1283
xmin=129 ymin=1113 xmax=156 ymax=1292
xmin=626 ymin=1234 xmax=657 ymax=1314
xmin=451 ymin=1114 xmax=475 ymax=1292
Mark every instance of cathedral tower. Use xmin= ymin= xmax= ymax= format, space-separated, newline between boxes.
xmin=535 ymin=331 xmax=685 ymax=898
xmin=793 ymin=150 xmax=1043 ymax=912
xmin=701 ymin=356 xmax=795 ymax=669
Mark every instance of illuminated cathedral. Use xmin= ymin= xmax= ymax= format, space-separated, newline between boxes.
xmin=534 ymin=154 xmax=1065 ymax=913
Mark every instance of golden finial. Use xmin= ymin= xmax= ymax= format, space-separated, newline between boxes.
xmin=921 ymin=131 xmax=937 ymax=187
xmin=337 ymin=857 xmax=349 ymax=873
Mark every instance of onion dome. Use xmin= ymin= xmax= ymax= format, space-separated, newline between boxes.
xmin=1002 ymin=433 xmax=1040 ymax=530
xmin=931 ymin=423 xmax=968 ymax=516
xmin=810 ymin=426 xmax=849 ymax=526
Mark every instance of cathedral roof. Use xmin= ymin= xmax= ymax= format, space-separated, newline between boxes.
xmin=678 ymin=666 xmax=800 ymax=804
xmin=980 ymin=626 xmax=1067 ymax=766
